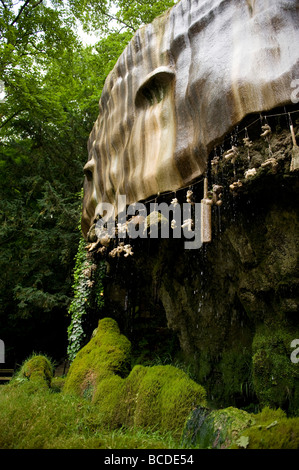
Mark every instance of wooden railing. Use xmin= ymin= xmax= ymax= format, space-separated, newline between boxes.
xmin=0 ymin=369 xmax=14 ymax=383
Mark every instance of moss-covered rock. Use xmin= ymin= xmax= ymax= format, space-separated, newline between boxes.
xmin=92 ymin=364 xmax=207 ymax=436
xmin=252 ymin=325 xmax=299 ymax=414
xmin=182 ymin=406 xmax=254 ymax=449
xmin=63 ymin=317 xmax=131 ymax=398
xmin=93 ymin=364 xmax=148 ymax=429
xmin=63 ymin=317 xmax=207 ymax=436
xmin=18 ymin=355 xmax=53 ymax=387
xmin=182 ymin=405 xmax=299 ymax=449
xmin=134 ymin=365 xmax=206 ymax=435
xmin=233 ymin=407 xmax=299 ymax=449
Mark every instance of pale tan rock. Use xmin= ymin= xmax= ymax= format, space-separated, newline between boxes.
xmin=82 ymin=0 xmax=298 ymax=238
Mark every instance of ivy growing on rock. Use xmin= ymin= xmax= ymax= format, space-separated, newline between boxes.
xmin=67 ymin=235 xmax=106 ymax=362
xmin=67 ymin=237 xmax=92 ymax=362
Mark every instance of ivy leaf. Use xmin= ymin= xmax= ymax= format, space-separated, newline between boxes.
xmin=236 ymin=435 xmax=249 ymax=449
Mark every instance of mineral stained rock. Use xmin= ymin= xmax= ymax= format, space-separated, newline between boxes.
xmin=82 ymin=0 xmax=299 ymax=238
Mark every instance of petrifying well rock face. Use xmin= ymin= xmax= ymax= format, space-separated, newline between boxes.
xmin=82 ymin=0 xmax=299 ymax=238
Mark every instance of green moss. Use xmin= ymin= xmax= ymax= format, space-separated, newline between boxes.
xmin=64 ymin=318 xmax=207 ymax=436
xmin=91 ymin=364 xmax=207 ymax=437
xmin=140 ymin=363 xmax=207 ymax=436
xmin=16 ymin=354 xmax=53 ymax=387
xmin=93 ymin=375 xmax=125 ymax=428
xmin=93 ymin=365 xmax=149 ymax=430
xmin=63 ymin=317 xmax=131 ymax=398
xmin=51 ymin=377 xmax=66 ymax=392
xmin=160 ymin=367 xmax=206 ymax=435
xmin=252 ymin=325 xmax=299 ymax=414
xmin=182 ymin=406 xmax=254 ymax=449
xmin=218 ymin=348 xmax=254 ymax=404
xmin=133 ymin=365 xmax=167 ymax=430
xmin=0 ymin=379 xmax=178 ymax=449
xmin=233 ymin=407 xmax=299 ymax=449
xmin=119 ymin=365 xmax=149 ymax=427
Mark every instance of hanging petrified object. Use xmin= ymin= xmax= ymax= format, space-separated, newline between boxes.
xmin=97 ymin=246 xmax=107 ymax=255
xmin=170 ymin=196 xmax=179 ymax=231
xmin=223 ymin=146 xmax=238 ymax=178
xmin=243 ymin=129 xmax=253 ymax=163
xmin=261 ymin=157 xmax=278 ymax=172
xmin=123 ymin=244 xmax=134 ymax=257
xmin=229 ymin=180 xmax=243 ymax=192
xmin=290 ymin=121 xmax=299 ymax=172
xmin=109 ymin=243 xmax=125 ymax=258
xmin=245 ymin=168 xmax=257 ymax=179
xmin=211 ymin=155 xmax=220 ymax=175
xmin=144 ymin=210 xmax=169 ymax=235
xmin=223 ymin=146 xmax=239 ymax=165
xmin=260 ymin=123 xmax=271 ymax=138
xmin=181 ymin=218 xmax=193 ymax=231
xmin=212 ymin=185 xmax=223 ymax=206
xmin=201 ymin=177 xmax=212 ymax=243
xmin=171 ymin=219 xmax=177 ymax=230
xmin=186 ymin=189 xmax=193 ymax=204
xmin=260 ymin=121 xmax=273 ymax=157
xmin=243 ymin=136 xmax=253 ymax=148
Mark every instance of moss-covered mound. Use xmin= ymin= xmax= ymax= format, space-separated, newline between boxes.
xmin=93 ymin=364 xmax=207 ymax=436
xmin=16 ymin=355 xmax=53 ymax=387
xmin=63 ymin=317 xmax=207 ymax=436
xmin=63 ymin=317 xmax=131 ymax=398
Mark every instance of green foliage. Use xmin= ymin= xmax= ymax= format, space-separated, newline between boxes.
xmin=1 ymin=350 xmax=298 ymax=449
xmin=66 ymin=237 xmax=94 ymax=362
xmin=114 ymin=0 xmax=177 ymax=32
xmin=0 ymin=0 xmax=175 ymax=367
xmin=68 ymin=0 xmax=177 ymax=34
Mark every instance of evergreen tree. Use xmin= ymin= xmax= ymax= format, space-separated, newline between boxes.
xmin=0 ymin=0 xmax=176 ymax=365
